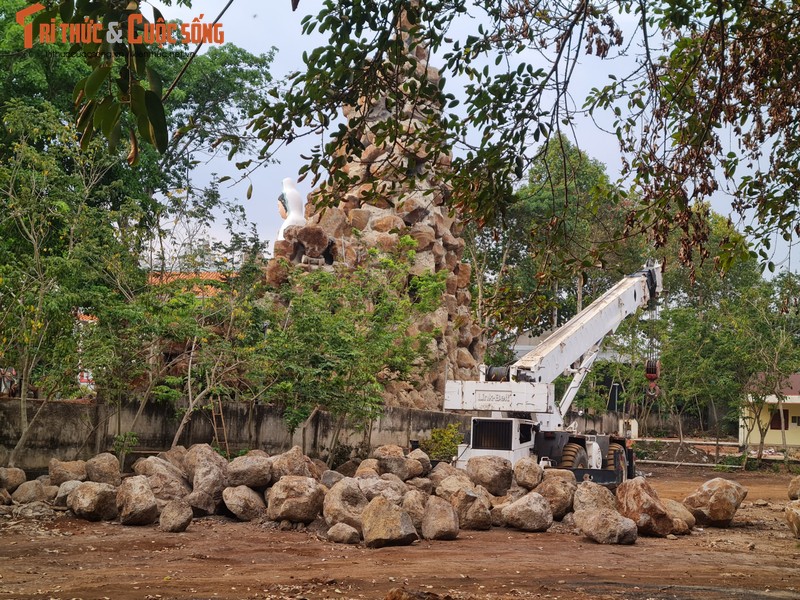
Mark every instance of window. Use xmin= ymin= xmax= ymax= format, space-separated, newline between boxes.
xmin=770 ymin=409 xmax=789 ymax=430
xmin=791 ymin=415 xmax=800 ymax=426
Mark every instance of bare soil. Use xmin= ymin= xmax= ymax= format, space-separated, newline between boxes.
xmin=1 ymin=466 xmax=799 ymax=600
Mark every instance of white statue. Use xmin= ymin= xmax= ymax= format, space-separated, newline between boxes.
xmin=277 ymin=177 xmax=306 ymax=241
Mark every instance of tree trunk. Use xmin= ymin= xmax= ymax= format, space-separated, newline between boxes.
xmin=8 ymin=396 xmax=49 ymax=467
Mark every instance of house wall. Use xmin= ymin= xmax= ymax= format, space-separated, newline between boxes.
xmin=739 ymin=399 xmax=800 ymax=448
xmin=0 ymin=397 xmax=471 ymax=472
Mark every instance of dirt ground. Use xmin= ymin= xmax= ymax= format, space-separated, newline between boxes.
xmin=1 ymin=465 xmax=799 ymax=600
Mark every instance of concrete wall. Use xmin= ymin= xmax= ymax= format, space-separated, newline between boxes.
xmin=0 ymin=397 xmax=472 ymax=471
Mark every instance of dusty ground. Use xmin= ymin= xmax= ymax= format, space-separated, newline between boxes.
xmin=1 ymin=466 xmax=799 ymax=600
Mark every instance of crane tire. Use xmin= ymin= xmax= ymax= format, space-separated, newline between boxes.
xmin=559 ymin=442 xmax=589 ymax=469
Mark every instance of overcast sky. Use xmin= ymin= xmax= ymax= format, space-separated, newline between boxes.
xmin=157 ymin=1 xmax=796 ymax=273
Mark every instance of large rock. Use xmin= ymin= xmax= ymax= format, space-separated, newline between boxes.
xmin=513 ymin=458 xmax=544 ymax=490
xmin=573 ymin=481 xmax=617 ymax=513
xmin=428 ymin=462 xmax=462 ymax=487
xmin=327 ymin=522 xmax=361 ymax=544
xmin=362 ymin=495 xmax=419 ymax=548
xmin=54 ymin=480 xmax=83 ymax=508
xmin=49 ymin=458 xmax=87 ymax=486
xmin=67 ymin=482 xmax=118 ymax=521
xmin=542 ymin=469 xmax=577 ymax=484
xmin=13 ymin=501 xmax=55 ymax=519
xmin=0 ymin=488 xmax=11 ymax=505
xmin=0 ymin=467 xmax=27 ymax=493
xmin=133 ymin=455 xmax=187 ymax=482
xmin=321 ymin=470 xmax=345 ymax=489
xmin=117 ymin=475 xmax=159 ymax=526
xmin=372 ymin=444 xmax=406 ymax=459
xmin=358 ymin=475 xmax=407 ymax=505
xmin=323 ymin=477 xmax=369 ymax=533
xmin=11 ymin=480 xmax=46 ymax=504
xmin=402 ymin=488 xmax=429 ymax=531
xmin=267 ymin=476 xmax=325 ymax=523
xmin=147 ymin=471 xmax=192 ymax=510
xmin=408 ymin=449 xmax=432 ymax=475
xmin=574 ymin=508 xmax=638 ymax=545
xmin=160 ymin=499 xmax=193 ymax=533
xmin=86 ymin=453 xmax=121 ymax=486
xmin=616 ymin=477 xmax=674 ymax=537
xmin=535 ymin=477 xmax=576 ymax=521
xmin=466 ymin=456 xmax=512 ymax=496
xmin=421 ymin=495 xmax=459 ymax=540
xmin=451 ymin=486 xmax=492 ymax=530
xmin=501 ymin=492 xmax=553 ymax=532
xmin=789 ymin=476 xmax=800 ymax=501
xmin=227 ymin=454 xmax=273 ymax=488
xmin=682 ymin=478 xmax=747 ymax=527
xmin=271 ymin=446 xmax=318 ymax=480
xmin=434 ymin=474 xmax=476 ymax=503
xmin=184 ymin=444 xmax=228 ymax=516
xmin=786 ymin=500 xmax=800 ymax=538
xmin=663 ymin=498 xmax=696 ymax=533
xmin=378 ymin=456 xmax=410 ymax=481
xmin=157 ymin=446 xmax=189 ymax=473
xmin=406 ymin=477 xmax=434 ymax=495
xmin=223 ymin=485 xmax=266 ymax=521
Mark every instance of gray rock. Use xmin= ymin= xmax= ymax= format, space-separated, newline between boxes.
xmin=184 ymin=444 xmax=228 ymax=516
xmin=428 ymin=462 xmax=461 ymax=487
xmin=134 ymin=455 xmax=187 ymax=482
xmin=0 ymin=467 xmax=27 ymax=493
xmin=405 ymin=477 xmax=434 ymax=495
xmin=49 ymin=458 xmax=87 ymax=486
xmin=513 ymin=457 xmax=544 ymax=490
xmin=223 ymin=485 xmax=266 ymax=521
xmin=321 ymin=470 xmax=345 ymax=489
xmin=501 ymin=492 xmax=553 ymax=532
xmin=271 ymin=446 xmax=318 ymax=480
xmin=323 ymin=477 xmax=368 ymax=533
xmin=43 ymin=485 xmax=59 ymax=503
xmin=86 ymin=453 xmax=121 ymax=486
xmin=157 ymin=446 xmax=189 ymax=474
xmin=327 ymin=522 xmax=361 ymax=544
xmin=378 ymin=456 xmax=410 ymax=481
xmin=421 ymin=495 xmax=459 ymax=540
xmin=146 ymin=471 xmax=192 ymax=511
xmin=451 ymin=486 xmax=492 ymax=530
xmin=435 ymin=474 xmax=475 ymax=503
xmin=67 ymin=482 xmax=118 ymax=521
xmin=117 ymin=475 xmax=159 ymax=525
xmin=54 ymin=480 xmax=83 ymax=507
xmin=358 ymin=475 xmax=407 ymax=505
xmin=574 ymin=508 xmax=638 ymax=545
xmin=267 ymin=475 xmax=325 ymax=523
xmin=683 ymin=478 xmax=748 ymax=527
xmin=13 ymin=501 xmax=56 ymax=520
xmin=402 ymin=488 xmax=429 ymax=531
xmin=789 ymin=475 xmax=800 ymax=501
xmin=227 ymin=454 xmax=273 ymax=488
xmin=160 ymin=498 xmax=193 ymax=533
xmin=786 ymin=500 xmax=800 ymax=538
xmin=466 ymin=455 xmax=512 ymax=496
xmin=362 ymin=495 xmax=418 ymax=548
xmin=535 ymin=477 xmax=576 ymax=521
xmin=573 ymin=481 xmax=617 ymax=513
xmin=616 ymin=476 xmax=674 ymax=537
xmin=12 ymin=480 xmax=46 ymax=504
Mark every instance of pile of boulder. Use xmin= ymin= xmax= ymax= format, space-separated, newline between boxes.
xmin=0 ymin=443 xmax=757 ymax=546
xmin=786 ymin=475 xmax=800 ymax=538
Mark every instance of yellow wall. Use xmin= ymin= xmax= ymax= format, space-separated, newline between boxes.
xmin=740 ymin=401 xmax=800 ymax=447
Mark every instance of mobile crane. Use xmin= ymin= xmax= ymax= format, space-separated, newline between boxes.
xmin=444 ymin=261 xmax=663 ymax=485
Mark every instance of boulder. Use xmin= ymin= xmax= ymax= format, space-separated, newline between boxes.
xmin=223 ymin=485 xmax=266 ymax=521
xmin=133 ymin=455 xmax=187 ymax=482
xmin=616 ymin=476 xmax=674 ymax=537
xmin=362 ymin=496 xmax=419 ymax=548
xmin=513 ymin=458 xmax=544 ymax=490
xmin=535 ymin=477 xmax=576 ymax=521
xmin=466 ymin=456 xmax=513 ymax=497
xmin=356 ymin=459 xmax=380 ymax=477
xmin=11 ymin=480 xmax=46 ymax=504
xmin=574 ymin=508 xmax=638 ymax=545
xmin=682 ymin=478 xmax=748 ymax=527
xmin=157 ymin=446 xmax=189 ymax=473
xmin=117 ymin=475 xmax=159 ymax=526
xmin=43 ymin=485 xmax=58 ymax=503
xmin=421 ymin=495 xmax=459 ymax=540
xmin=86 ymin=453 xmax=121 ymax=486
xmin=227 ymin=454 xmax=273 ymax=488
xmin=402 ymin=488 xmax=429 ymax=531
xmin=321 ymin=470 xmax=345 ymax=488
xmin=542 ymin=469 xmax=577 ymax=484
xmin=160 ymin=499 xmax=193 ymax=533
xmin=378 ymin=457 xmax=410 ymax=481
xmin=0 ymin=467 xmax=27 ymax=493
xmin=435 ymin=474 xmax=475 ymax=503
xmin=372 ymin=445 xmax=406 ymax=460
xmin=54 ymin=480 xmax=83 ymax=508
xmin=49 ymin=458 xmax=87 ymax=486
xmin=408 ymin=449 xmax=432 ymax=475
xmin=358 ymin=475 xmax=407 ymax=505
xmin=663 ymin=498 xmax=696 ymax=532
xmin=0 ymin=488 xmax=11 ymax=505
xmin=146 ymin=471 xmax=192 ymax=509
xmin=67 ymin=482 xmax=118 ymax=521
xmin=501 ymin=492 xmax=553 ymax=532
xmin=184 ymin=444 xmax=228 ymax=516
xmin=327 ymin=522 xmax=361 ymax=545
xmin=267 ymin=476 xmax=325 ymax=523
xmin=13 ymin=501 xmax=56 ymax=520
xmin=405 ymin=459 xmax=425 ymax=480
xmin=406 ymin=477 xmax=434 ymax=495
xmin=271 ymin=446 xmax=319 ymax=480
xmin=335 ymin=459 xmax=361 ymax=478
xmin=786 ymin=500 xmax=800 ymax=538
xmin=573 ymin=481 xmax=617 ymax=513
xmin=789 ymin=476 xmax=800 ymax=501
xmin=323 ymin=477 xmax=369 ymax=533
xmin=451 ymin=486 xmax=492 ymax=530
xmin=428 ymin=462 xmax=462 ymax=487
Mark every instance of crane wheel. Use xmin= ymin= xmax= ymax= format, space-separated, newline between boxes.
xmin=605 ymin=443 xmax=627 ymax=471
xmin=559 ymin=442 xmax=589 ymax=469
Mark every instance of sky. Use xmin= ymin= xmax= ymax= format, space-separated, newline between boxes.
xmin=156 ymin=1 xmax=797 ymax=273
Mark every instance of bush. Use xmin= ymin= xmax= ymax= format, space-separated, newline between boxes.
xmin=420 ymin=424 xmax=463 ymax=462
